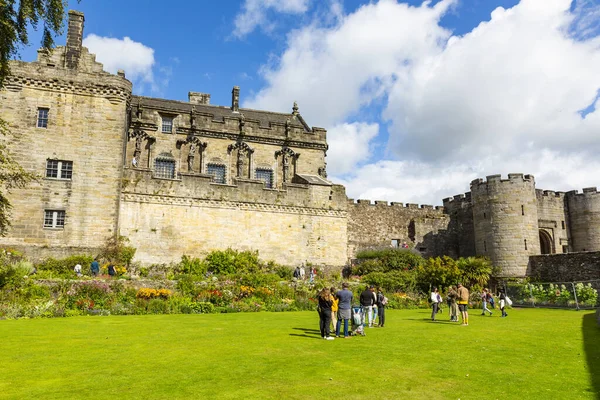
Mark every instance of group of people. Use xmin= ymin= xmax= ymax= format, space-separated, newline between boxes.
xmin=74 ymin=259 xmax=116 ymax=278
xmin=430 ymin=284 xmax=509 ymax=325
xmin=316 ymin=283 xmax=387 ymax=340
xmin=293 ymin=265 xmax=318 ymax=283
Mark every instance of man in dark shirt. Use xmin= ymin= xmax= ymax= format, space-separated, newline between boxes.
xmin=90 ymin=259 xmax=100 ymax=277
xmin=360 ymin=285 xmax=376 ymax=327
xmin=335 ymin=282 xmax=353 ymax=338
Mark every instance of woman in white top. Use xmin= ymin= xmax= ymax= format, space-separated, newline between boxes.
xmin=430 ymin=287 xmax=441 ymax=321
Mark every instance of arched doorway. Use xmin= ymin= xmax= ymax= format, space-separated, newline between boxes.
xmin=539 ymin=230 xmax=553 ymax=254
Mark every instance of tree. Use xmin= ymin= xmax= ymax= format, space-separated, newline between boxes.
xmin=0 ymin=0 xmax=74 ymax=235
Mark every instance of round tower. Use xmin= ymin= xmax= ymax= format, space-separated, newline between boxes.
xmin=470 ymin=174 xmax=539 ymax=277
xmin=566 ymin=187 xmax=600 ymax=252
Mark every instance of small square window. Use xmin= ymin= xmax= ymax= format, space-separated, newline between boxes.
xmin=46 ymin=160 xmax=73 ymax=179
xmin=37 ymin=108 xmax=49 ymax=128
xmin=154 ymin=159 xmax=176 ymax=179
xmin=207 ymin=164 xmax=226 ymax=184
xmin=44 ymin=210 xmax=65 ymax=229
xmin=255 ymin=168 xmax=273 ymax=188
xmin=161 ymin=117 xmax=173 ymax=133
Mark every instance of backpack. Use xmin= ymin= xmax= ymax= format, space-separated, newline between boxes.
xmin=382 ymin=296 xmax=388 ymax=306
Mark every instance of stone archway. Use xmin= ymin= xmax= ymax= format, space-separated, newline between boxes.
xmin=539 ymin=229 xmax=554 ymax=255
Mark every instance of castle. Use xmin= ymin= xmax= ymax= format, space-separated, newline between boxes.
xmin=1 ymin=11 xmax=599 ymax=278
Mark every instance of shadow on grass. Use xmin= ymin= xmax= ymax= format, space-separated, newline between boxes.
xmin=292 ymin=327 xmax=320 ymax=333
xmin=582 ymin=312 xmax=600 ymax=398
xmin=289 ymin=333 xmax=323 ymax=340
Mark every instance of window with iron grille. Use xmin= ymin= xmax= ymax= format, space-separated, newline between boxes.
xmin=44 ymin=210 xmax=65 ymax=229
xmin=255 ymin=168 xmax=273 ymax=188
xmin=161 ymin=117 xmax=173 ymax=133
xmin=207 ymin=164 xmax=226 ymax=184
xmin=37 ymin=108 xmax=49 ymax=128
xmin=154 ymin=158 xmax=176 ymax=179
xmin=46 ymin=160 xmax=73 ymax=179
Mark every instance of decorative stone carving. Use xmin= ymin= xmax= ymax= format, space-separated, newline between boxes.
xmin=228 ymin=141 xmax=254 ymax=178
xmin=178 ymin=136 xmax=207 ymax=173
xmin=285 ymin=118 xmax=291 ymax=139
xmin=190 ymin=105 xmax=196 ymax=129
xmin=129 ymin=129 xmax=155 ymax=168
xmin=318 ymin=162 xmax=328 ymax=178
xmin=239 ymin=113 xmax=245 ymax=135
xmin=275 ymin=147 xmax=300 ymax=183
xmin=292 ymin=101 xmax=299 ymax=116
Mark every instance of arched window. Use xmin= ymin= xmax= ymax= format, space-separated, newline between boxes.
xmin=539 ymin=230 xmax=553 ymax=254
xmin=154 ymin=153 xmax=176 ymax=179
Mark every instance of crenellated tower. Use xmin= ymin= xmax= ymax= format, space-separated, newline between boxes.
xmin=470 ymin=174 xmax=540 ymax=277
xmin=566 ymin=187 xmax=600 ymax=252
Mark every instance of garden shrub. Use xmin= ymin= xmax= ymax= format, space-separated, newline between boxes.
xmin=36 ymin=254 xmax=94 ymax=277
xmin=177 ymin=255 xmax=207 ymax=276
xmin=355 ymin=248 xmax=424 ymax=272
xmin=362 ymin=270 xmax=418 ymax=292
xmin=100 ymin=235 xmax=136 ymax=267
xmin=147 ymin=298 xmax=170 ymax=314
xmin=204 ymin=249 xmax=262 ymax=275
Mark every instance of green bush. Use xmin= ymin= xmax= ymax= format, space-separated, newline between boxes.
xmin=362 ymin=270 xmax=418 ymax=292
xmin=36 ymin=254 xmax=94 ymax=277
xmin=177 ymin=255 xmax=207 ymax=276
xmin=238 ymin=273 xmax=281 ymax=287
xmin=355 ymin=249 xmax=424 ymax=272
xmin=205 ymin=249 xmax=262 ymax=275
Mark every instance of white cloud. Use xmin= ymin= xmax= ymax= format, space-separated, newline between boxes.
xmin=233 ymin=0 xmax=311 ymax=38
xmin=83 ymin=34 xmax=155 ymax=83
xmin=327 ymin=122 xmax=379 ymax=175
xmin=246 ymin=0 xmax=600 ymax=205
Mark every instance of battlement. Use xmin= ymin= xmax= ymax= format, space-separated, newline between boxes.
xmin=442 ymin=192 xmax=472 ymax=207
xmin=536 ymin=189 xmax=566 ymax=199
xmin=566 ymin=187 xmax=600 ymax=197
xmin=350 ymin=199 xmax=444 ymax=213
xmin=471 ymin=173 xmax=535 ymax=190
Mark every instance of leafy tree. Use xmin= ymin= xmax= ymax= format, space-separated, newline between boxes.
xmin=456 ymin=257 xmax=494 ymax=288
xmin=0 ymin=1 xmax=75 ymax=235
xmin=416 ymin=256 xmax=461 ymax=291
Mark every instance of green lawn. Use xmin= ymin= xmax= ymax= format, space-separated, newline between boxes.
xmin=0 ymin=308 xmax=598 ymax=399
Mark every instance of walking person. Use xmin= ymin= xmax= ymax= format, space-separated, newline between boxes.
xmin=376 ymin=288 xmax=386 ymax=327
xmin=318 ymin=288 xmax=335 ymax=340
xmin=481 ymin=289 xmax=493 ymax=316
xmin=430 ymin=287 xmax=442 ymax=321
xmin=499 ymin=289 xmax=508 ymax=318
xmin=330 ymin=287 xmax=339 ymax=333
xmin=360 ymin=285 xmax=376 ymax=327
xmin=336 ymin=283 xmax=354 ymax=338
xmin=90 ymin=259 xmax=100 ymax=277
xmin=457 ymin=283 xmax=470 ymax=325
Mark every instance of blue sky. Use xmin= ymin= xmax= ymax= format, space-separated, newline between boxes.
xmin=18 ymin=0 xmax=600 ymax=205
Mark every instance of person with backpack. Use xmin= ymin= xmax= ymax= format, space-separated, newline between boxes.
xmin=486 ymin=290 xmax=495 ymax=309
xmin=360 ymin=285 xmax=376 ymax=327
xmin=481 ymin=289 xmax=493 ymax=316
xmin=447 ymin=286 xmax=459 ymax=322
xmin=430 ymin=287 xmax=442 ymax=321
xmin=376 ymin=288 xmax=387 ymax=327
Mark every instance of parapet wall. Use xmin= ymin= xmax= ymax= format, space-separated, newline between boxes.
xmin=347 ymin=199 xmax=452 ymax=259
xmin=442 ymin=192 xmax=476 ymax=258
xmin=471 ymin=174 xmax=540 ymax=277
xmin=566 ymin=188 xmax=600 ymax=252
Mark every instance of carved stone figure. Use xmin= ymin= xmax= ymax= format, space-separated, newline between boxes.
xmin=282 ymin=153 xmax=290 ymax=183
xmin=236 ymin=150 xmax=245 ymax=178
xmin=188 ymin=142 xmax=196 ymax=172
xmin=132 ymin=135 xmax=143 ymax=168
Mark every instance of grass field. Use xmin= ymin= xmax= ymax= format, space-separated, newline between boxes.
xmin=0 ymin=308 xmax=598 ymax=399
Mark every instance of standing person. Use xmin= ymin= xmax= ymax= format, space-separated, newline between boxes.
xmin=330 ymin=287 xmax=339 ymax=333
xmin=360 ymin=285 xmax=376 ymax=327
xmin=430 ymin=287 xmax=442 ymax=321
xmin=499 ymin=289 xmax=508 ymax=318
xmin=376 ymin=288 xmax=386 ymax=327
xmin=74 ymin=263 xmax=82 ymax=277
xmin=457 ymin=283 xmax=470 ymax=326
xmin=486 ymin=290 xmax=495 ymax=309
xmin=335 ymin=283 xmax=353 ymax=338
xmin=448 ymin=285 xmax=459 ymax=322
xmin=299 ymin=265 xmax=306 ymax=281
xmin=293 ymin=266 xmax=300 ymax=280
xmin=481 ymin=289 xmax=493 ymax=316
xmin=318 ymin=288 xmax=335 ymax=340
xmin=90 ymin=259 xmax=100 ymax=277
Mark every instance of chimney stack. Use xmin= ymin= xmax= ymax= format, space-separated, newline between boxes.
xmin=189 ymin=92 xmax=211 ymax=105
xmin=231 ymin=86 xmax=240 ymax=112
xmin=65 ymin=10 xmax=85 ymax=69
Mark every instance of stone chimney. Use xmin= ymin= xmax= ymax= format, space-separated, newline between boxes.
xmin=231 ymin=86 xmax=240 ymax=112
xmin=189 ymin=92 xmax=211 ymax=105
xmin=65 ymin=10 xmax=85 ymax=69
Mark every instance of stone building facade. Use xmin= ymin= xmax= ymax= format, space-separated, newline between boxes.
xmin=1 ymin=11 xmax=599 ymax=277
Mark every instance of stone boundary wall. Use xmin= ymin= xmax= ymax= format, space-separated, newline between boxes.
xmin=528 ymin=251 xmax=600 ymax=282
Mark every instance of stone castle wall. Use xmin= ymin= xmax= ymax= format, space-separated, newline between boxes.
xmin=0 ymin=12 xmax=131 ymax=257
xmin=536 ymin=189 xmax=570 ymax=253
xmin=347 ymin=200 xmax=452 ymax=259
xmin=528 ymin=251 xmax=600 ymax=282
xmin=566 ymin=188 xmax=600 ymax=252
xmin=119 ymin=169 xmax=348 ymax=266
xmin=442 ymin=193 xmax=476 ymax=258
xmin=471 ymin=174 xmax=540 ymax=277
